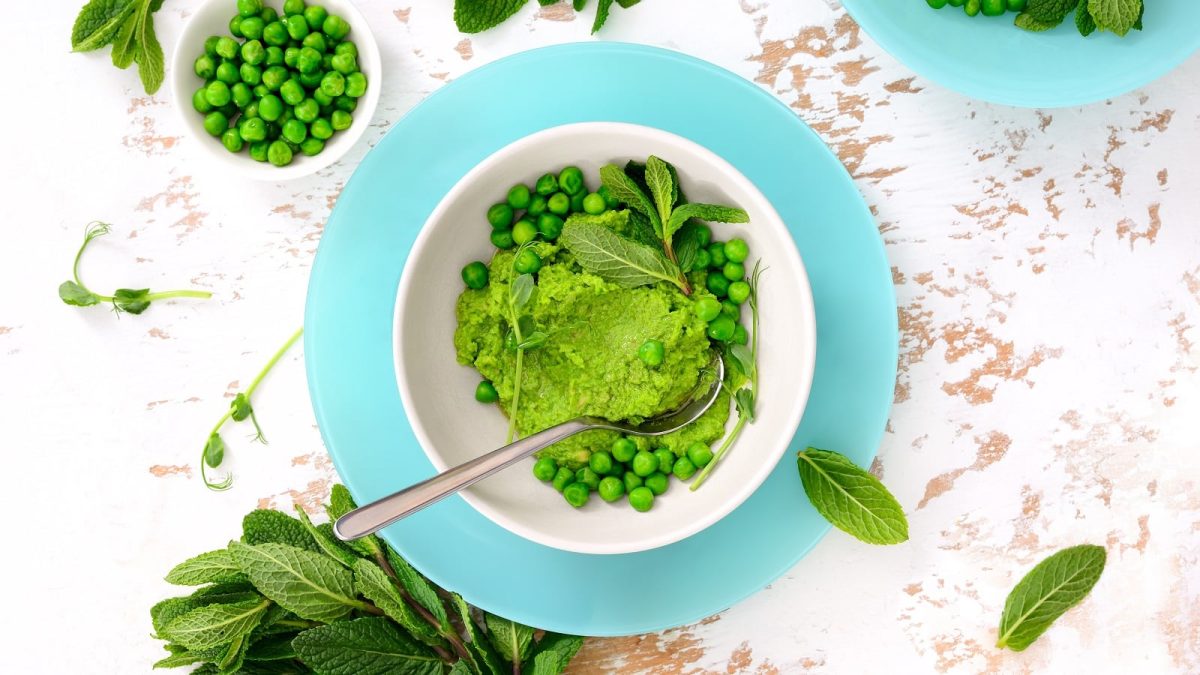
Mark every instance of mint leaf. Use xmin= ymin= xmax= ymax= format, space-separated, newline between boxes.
xmin=599 ymin=164 xmax=661 ymax=235
xmin=522 ymin=633 xmax=584 ymax=675
xmin=560 ymin=220 xmax=682 ymax=290
xmin=1015 ymin=13 xmax=1060 ymax=31
xmin=245 ymin=633 xmax=298 ymax=661
xmin=997 ymin=545 xmax=1106 ymax=651
xmin=352 ymin=559 xmax=446 ymax=649
xmin=161 ymin=597 xmax=271 ymax=651
xmin=229 ymin=542 xmax=362 ymax=623
xmin=294 ymin=505 xmax=360 ymax=569
xmin=454 ymin=0 xmax=529 ymax=33
xmin=592 ymin=0 xmax=614 ymax=33
xmin=796 ymin=448 xmax=908 ymax=545
xmin=384 ymin=548 xmax=451 ymax=632
xmin=1023 ymin=0 xmax=1078 ymax=22
xmin=573 ymin=0 xmax=587 ymax=9
xmin=484 ymin=613 xmax=534 ymax=664
xmin=166 ymin=549 xmax=247 ymax=586
xmin=674 ymin=223 xmax=701 ymax=272
xmin=644 ymin=156 xmax=676 ymax=231
xmin=665 ymin=203 xmax=748 ymax=241
xmin=243 ymin=510 xmax=322 ymax=553
xmin=451 ymin=593 xmax=506 ymax=675
xmin=133 ymin=0 xmax=165 ymax=94
xmin=1088 ymin=0 xmax=1141 ymax=35
xmin=1075 ymin=2 xmax=1097 ymax=35
xmin=110 ymin=12 xmax=139 ymax=68
xmin=59 ymin=281 xmax=99 ymax=307
xmin=292 ymin=617 xmax=443 ymax=675
xmin=71 ymin=0 xmax=136 ymax=51
xmin=152 ymin=646 xmax=206 ymax=669
xmin=327 ymin=485 xmax=386 ymax=559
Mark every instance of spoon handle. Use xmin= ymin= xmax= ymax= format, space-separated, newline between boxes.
xmin=334 ymin=418 xmax=595 ymax=541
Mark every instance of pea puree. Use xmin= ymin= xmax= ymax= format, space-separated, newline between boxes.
xmin=455 ymin=238 xmax=730 ymax=467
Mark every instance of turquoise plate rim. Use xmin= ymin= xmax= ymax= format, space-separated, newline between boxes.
xmin=305 ymin=42 xmax=898 ymax=637
xmin=841 ymin=0 xmax=1200 ymax=108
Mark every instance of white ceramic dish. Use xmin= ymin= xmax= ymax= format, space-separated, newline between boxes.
xmin=394 ymin=122 xmax=816 ymax=555
xmin=169 ymin=0 xmax=380 ymax=181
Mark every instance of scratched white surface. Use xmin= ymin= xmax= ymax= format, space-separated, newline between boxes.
xmin=3 ymin=0 xmax=1199 ymax=672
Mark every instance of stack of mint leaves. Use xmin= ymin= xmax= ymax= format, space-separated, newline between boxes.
xmin=151 ymin=485 xmax=582 ymax=674
xmin=1016 ymin=0 xmax=1143 ymax=36
xmin=71 ymin=0 xmax=166 ymax=94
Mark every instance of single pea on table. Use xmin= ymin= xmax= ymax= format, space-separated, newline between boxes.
xmin=191 ymin=0 xmax=368 ymax=167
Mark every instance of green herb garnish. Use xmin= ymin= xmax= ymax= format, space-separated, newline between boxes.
xmin=71 ymin=0 xmax=166 ymax=94
xmin=454 ymin=0 xmax=641 ymax=34
xmin=997 ymin=544 xmax=1106 ymax=651
xmin=58 ymin=222 xmax=212 ymax=315
xmin=152 ymin=486 xmax=584 ymax=673
xmin=502 ymin=248 xmax=548 ymax=444
xmin=201 ymin=327 xmax=304 ymax=491
xmin=795 ymin=448 xmax=909 ymax=545
xmin=1014 ymin=0 xmax=1143 ymax=36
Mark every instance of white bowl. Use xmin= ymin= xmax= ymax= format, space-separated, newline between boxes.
xmin=169 ymin=0 xmax=381 ymax=180
xmin=395 ymin=123 xmax=816 ymax=554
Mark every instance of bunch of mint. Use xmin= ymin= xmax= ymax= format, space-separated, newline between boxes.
xmin=150 ymin=485 xmax=582 ymax=674
xmin=1015 ymin=0 xmax=1144 ymax=36
xmin=454 ymin=0 xmax=641 ymax=35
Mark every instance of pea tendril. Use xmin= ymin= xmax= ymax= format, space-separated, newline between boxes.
xmin=202 ymin=327 xmax=304 ymax=490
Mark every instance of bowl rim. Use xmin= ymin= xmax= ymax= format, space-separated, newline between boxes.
xmin=168 ymin=0 xmax=381 ymax=181
xmin=393 ymin=121 xmax=817 ymax=555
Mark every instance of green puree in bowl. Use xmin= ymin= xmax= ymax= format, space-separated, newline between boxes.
xmin=454 ymin=241 xmax=730 ymax=468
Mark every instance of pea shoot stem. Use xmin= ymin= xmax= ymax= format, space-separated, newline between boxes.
xmin=69 ymin=221 xmax=213 ymax=307
xmin=247 ymin=327 xmax=304 ymax=398
xmin=506 ymin=338 xmax=525 ymax=445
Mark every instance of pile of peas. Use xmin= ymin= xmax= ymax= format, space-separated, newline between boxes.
xmin=531 ymin=435 xmax=717 ymax=512
xmin=191 ymin=0 xmax=368 ymax=167
xmin=925 ymin=0 xmax=1026 ymax=16
xmin=460 ymin=166 xmax=618 ymax=289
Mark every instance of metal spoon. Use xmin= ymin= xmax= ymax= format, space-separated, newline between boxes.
xmin=334 ymin=354 xmax=724 ymax=541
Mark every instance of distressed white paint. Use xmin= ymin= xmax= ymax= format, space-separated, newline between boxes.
xmin=3 ymin=0 xmax=1199 ymax=672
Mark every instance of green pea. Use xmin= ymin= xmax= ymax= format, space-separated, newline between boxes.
xmin=686 ymin=442 xmax=713 ymax=468
xmin=507 ymin=184 xmax=532 ymax=210
xmin=263 ymin=65 xmax=289 ymax=90
xmin=534 ymin=173 xmax=558 ymax=196
xmin=331 ymin=53 xmax=357 ymax=75
xmin=723 ymin=261 xmax=745 ymax=281
xmin=237 ymin=39 xmax=263 ymax=65
xmin=258 ymin=94 xmax=283 ymax=121
xmin=558 ymin=166 xmax=584 ymax=195
xmin=693 ymin=248 xmax=711 ymax=270
xmin=570 ymin=191 xmax=587 ymax=214
xmin=708 ymin=242 xmax=727 ymax=267
xmin=284 ymin=46 xmax=300 ymax=67
xmin=231 ymin=82 xmax=253 ymax=108
xmin=695 ymin=296 xmax=721 ymax=322
xmin=237 ymin=0 xmax=263 ymax=17
xmin=653 ymin=449 xmax=675 ymax=474
xmin=490 ymin=229 xmax=514 ymax=250
xmin=283 ymin=0 xmax=304 ymax=15
xmin=631 ymin=451 xmax=657 ymax=477
xmin=926 ymin=0 xmax=949 ymax=6
xmin=598 ymin=476 xmax=624 ymax=503
xmin=204 ymin=80 xmax=231 ymax=107
xmin=263 ymin=21 xmax=289 ymax=46
xmin=335 ymin=41 xmax=358 ymax=58
xmin=552 ymin=467 xmax=574 ymax=492
xmin=241 ymin=16 xmax=265 ymax=40
xmin=302 ymin=4 xmax=328 ymax=30
xmin=204 ymin=36 xmax=221 ymax=57
xmin=1006 ymin=0 xmax=1027 ymax=8
xmin=461 ymin=261 xmax=489 ymax=289
xmin=536 ymin=214 xmax=563 ymax=240
xmin=706 ymin=272 xmax=730 ymax=297
xmin=623 ymin=472 xmax=644 ymax=493
xmin=732 ymin=324 xmax=749 ymax=345
xmin=323 ymin=15 xmax=351 ymax=40
xmin=589 ymin=451 xmax=614 ymax=475
xmin=213 ymin=36 xmax=238 ymax=60
xmin=303 ymin=31 xmax=327 ymax=53
xmin=598 ymin=185 xmax=620 ymax=209
xmin=249 ymin=140 xmax=270 ymax=162
xmin=194 ymin=54 xmax=216 ymax=79
xmin=239 ymin=117 xmax=267 ymax=142
xmin=582 ymin=193 xmax=606 ymax=215
xmin=300 ymin=137 xmax=324 ymax=156
xmin=512 ymin=219 xmax=538 ymax=245
xmin=229 ymin=13 xmax=245 ymax=37
xmin=964 ymin=0 xmax=981 ymax=15
xmin=533 ymin=456 xmax=557 ymax=482
xmin=221 ymin=128 xmax=244 ymax=153
xmin=330 ymin=109 xmax=352 ymax=130
xmin=297 ymin=70 xmax=324 ymax=88
xmin=192 ymin=87 xmax=213 ymax=114
xmin=721 ymin=298 xmax=740 ymax=319
xmin=240 ymin=63 xmax=263 ymax=85
xmin=264 ymin=45 xmax=284 ymax=66
xmin=547 ymin=192 xmax=570 ymax=216
xmin=285 ymin=14 xmax=310 ymax=40
xmin=310 ymin=117 xmax=334 ymax=140
xmin=297 ymin=46 xmax=322 ymax=73
xmin=694 ymin=224 xmax=713 ymax=247
xmin=727 ymin=281 xmax=751 ymax=305
xmin=628 ymin=486 xmax=654 ymax=512
xmin=260 ymin=7 xmax=279 ymax=24
xmin=672 ymin=456 xmax=697 ymax=481
xmin=563 ymin=482 xmax=590 ymax=508
xmin=644 ymin=472 xmax=669 ymax=496
xmin=981 ymin=0 xmax=1004 ymax=14
xmin=280 ymin=79 xmax=305 ymax=104
xmin=527 ymin=195 xmax=547 ymax=217
xmin=611 ymin=437 xmax=637 ymax=463
xmin=707 ymin=315 xmax=736 ymax=342
xmin=724 ymin=238 xmax=749 ymax=263
xmin=345 ymin=72 xmax=367 ymax=98
xmin=335 ymin=95 xmax=357 ymax=112
xmin=282 ymin=118 xmax=308 ymax=144
xmin=575 ymin=467 xmax=601 ymax=490
xmin=215 ymin=62 xmax=240 ymax=85
xmin=202 ymin=111 xmax=228 ymax=137
xmin=513 ymin=249 xmax=542 ymax=275
xmin=638 ymin=340 xmax=665 ymax=367
xmin=487 ymin=203 xmax=514 ymax=229
xmin=294 ymin=98 xmax=319 ymax=123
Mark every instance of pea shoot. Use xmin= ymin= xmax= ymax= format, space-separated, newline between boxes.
xmin=501 ymin=244 xmax=549 ymax=443
xmin=58 ymin=222 xmax=213 ymax=315
xmin=201 ymin=327 xmax=304 ymax=490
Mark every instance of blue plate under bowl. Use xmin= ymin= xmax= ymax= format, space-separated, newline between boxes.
xmin=841 ymin=0 xmax=1200 ymax=108
xmin=305 ymin=43 xmax=897 ymax=636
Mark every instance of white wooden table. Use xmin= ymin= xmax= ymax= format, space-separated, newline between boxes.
xmin=5 ymin=1 xmax=1198 ymax=672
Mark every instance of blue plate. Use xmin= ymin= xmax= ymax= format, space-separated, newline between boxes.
xmin=305 ymin=43 xmax=897 ymax=636
xmin=842 ymin=1 xmax=1200 ymax=108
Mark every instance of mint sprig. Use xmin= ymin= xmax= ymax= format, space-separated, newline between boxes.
xmin=1014 ymin=0 xmax=1143 ymax=36
xmin=152 ymin=487 xmax=583 ymax=674
xmin=71 ymin=0 xmax=165 ymax=94
xmin=454 ymin=0 xmax=640 ymax=34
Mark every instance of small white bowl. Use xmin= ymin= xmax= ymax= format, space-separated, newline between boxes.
xmin=395 ymin=123 xmax=816 ymax=555
xmin=169 ymin=0 xmax=380 ymax=180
